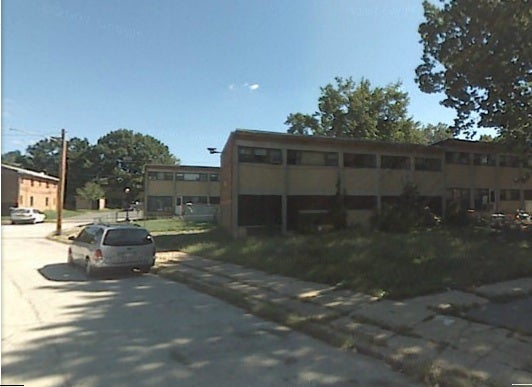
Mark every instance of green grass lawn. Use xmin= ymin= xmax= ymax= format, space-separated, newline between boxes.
xmin=146 ymin=219 xmax=531 ymax=299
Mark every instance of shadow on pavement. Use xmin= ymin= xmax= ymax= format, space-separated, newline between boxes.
xmin=38 ymin=263 xmax=146 ymax=282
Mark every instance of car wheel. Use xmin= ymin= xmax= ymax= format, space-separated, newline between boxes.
xmin=139 ymin=266 xmax=151 ymax=274
xmin=85 ymin=260 xmax=96 ymax=277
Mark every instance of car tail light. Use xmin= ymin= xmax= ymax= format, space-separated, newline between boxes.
xmin=94 ymin=249 xmax=103 ymax=261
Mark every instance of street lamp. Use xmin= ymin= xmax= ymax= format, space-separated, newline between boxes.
xmin=124 ymin=187 xmax=131 ymax=222
xmin=207 ymin=147 xmax=221 ymax=154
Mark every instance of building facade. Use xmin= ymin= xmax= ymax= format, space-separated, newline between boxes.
xmin=144 ymin=164 xmax=220 ymax=219
xmin=1 ymin=164 xmax=59 ymax=214
xmin=219 ymin=130 xmax=532 ymax=237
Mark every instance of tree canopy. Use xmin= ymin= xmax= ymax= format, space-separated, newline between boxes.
xmin=92 ymin=129 xmax=178 ymax=206
xmin=285 ymin=77 xmax=426 ymax=144
xmin=1 ymin=129 xmax=179 ymax=208
xmin=416 ymin=0 xmax=531 ymax=150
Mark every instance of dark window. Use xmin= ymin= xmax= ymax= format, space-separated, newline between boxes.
xmin=345 ymin=196 xmax=377 ymax=210
xmin=500 ymin=189 xmax=520 ymax=201
xmin=525 ymin=190 xmax=532 ymax=200
xmin=472 ymin=153 xmax=496 ymax=166
xmin=147 ymin=196 xmax=173 ymax=212
xmin=147 ymin=171 xmax=174 ymax=180
xmin=381 ymin=155 xmax=410 ymax=170
xmin=473 ymin=188 xmax=490 ymax=210
xmin=238 ymin=195 xmax=282 ymax=226
xmin=103 ymin=229 xmax=153 ymax=246
xmin=287 ymin=150 xmax=338 ymax=166
xmin=239 ymin=147 xmax=282 ymax=164
xmin=414 ymin=157 xmax=442 ymax=171
xmin=209 ymin=173 xmax=219 ymax=182
xmin=446 ymin=188 xmax=470 ymax=209
xmin=344 ymin=153 xmax=377 ymax=168
xmin=445 ymin=152 xmax=470 ymax=165
xmin=499 ymin=155 xmax=521 ymax=168
xmin=176 ymin=173 xmax=208 ymax=181
xmin=182 ymin=196 xmax=208 ymax=204
xmin=287 ymin=195 xmax=334 ymax=230
xmin=30 ymin=196 xmax=34 ymax=206
xmin=209 ymin=196 xmax=220 ymax=205
xmin=76 ymin=228 xmax=94 ymax=244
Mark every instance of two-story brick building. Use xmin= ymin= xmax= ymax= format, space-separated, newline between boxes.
xmin=218 ymin=130 xmax=532 ymax=237
xmin=1 ymin=164 xmax=59 ymax=214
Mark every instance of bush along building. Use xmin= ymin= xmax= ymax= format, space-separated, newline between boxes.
xmin=218 ymin=130 xmax=532 ymax=237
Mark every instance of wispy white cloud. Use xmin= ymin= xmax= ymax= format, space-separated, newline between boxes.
xmin=229 ymin=82 xmax=261 ymax=92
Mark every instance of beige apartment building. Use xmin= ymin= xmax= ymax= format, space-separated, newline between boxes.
xmin=219 ymin=130 xmax=532 ymax=237
xmin=1 ymin=164 xmax=59 ymax=214
xmin=144 ymin=164 xmax=220 ymax=219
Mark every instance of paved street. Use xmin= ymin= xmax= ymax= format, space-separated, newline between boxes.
xmin=1 ymin=223 xmax=417 ymax=387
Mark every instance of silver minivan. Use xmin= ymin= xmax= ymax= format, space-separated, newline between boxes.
xmin=68 ymin=223 xmax=156 ymax=277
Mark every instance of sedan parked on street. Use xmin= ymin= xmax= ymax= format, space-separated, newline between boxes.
xmin=68 ymin=223 xmax=156 ymax=277
xmin=10 ymin=208 xmax=46 ymax=224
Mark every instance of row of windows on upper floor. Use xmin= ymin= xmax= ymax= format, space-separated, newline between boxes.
xmin=27 ymin=179 xmax=53 ymax=188
xmin=238 ymin=146 xmax=530 ymax=170
xmin=147 ymin=172 xmax=220 ymax=181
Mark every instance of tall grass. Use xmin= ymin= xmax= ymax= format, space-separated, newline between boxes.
xmin=153 ymin=225 xmax=531 ymax=299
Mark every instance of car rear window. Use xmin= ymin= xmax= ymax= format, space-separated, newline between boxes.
xmin=12 ymin=209 xmax=31 ymax=214
xmin=103 ymin=229 xmax=153 ymax=246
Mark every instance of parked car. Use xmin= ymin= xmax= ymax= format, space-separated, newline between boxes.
xmin=10 ymin=208 xmax=46 ymax=224
xmin=68 ymin=223 xmax=156 ymax=277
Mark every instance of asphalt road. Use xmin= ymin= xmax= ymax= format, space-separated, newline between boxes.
xmin=1 ymin=222 xmax=418 ymax=387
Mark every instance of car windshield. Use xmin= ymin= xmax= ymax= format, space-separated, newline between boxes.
xmin=103 ymin=229 xmax=153 ymax=246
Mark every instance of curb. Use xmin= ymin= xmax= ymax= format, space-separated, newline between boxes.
xmin=155 ymin=264 xmax=504 ymax=386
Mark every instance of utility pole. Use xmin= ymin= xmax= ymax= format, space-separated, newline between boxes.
xmin=55 ymin=129 xmax=67 ymax=235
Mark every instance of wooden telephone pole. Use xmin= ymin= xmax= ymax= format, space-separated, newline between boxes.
xmin=55 ymin=129 xmax=67 ymax=235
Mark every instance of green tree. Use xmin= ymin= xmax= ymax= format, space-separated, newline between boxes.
xmin=1 ymin=150 xmax=25 ymax=166
xmin=21 ymin=137 xmax=62 ymax=176
xmin=91 ymin=129 xmax=179 ymax=206
xmin=65 ymin=138 xmax=95 ymax=208
xmin=372 ymin=182 xmax=424 ymax=233
xmin=418 ymin=122 xmax=452 ymax=144
xmin=416 ymin=0 xmax=531 ymax=150
xmin=76 ymin=181 xmax=105 ymax=201
xmin=286 ymin=77 xmax=424 ymax=143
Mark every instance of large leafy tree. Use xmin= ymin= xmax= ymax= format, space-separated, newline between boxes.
xmin=15 ymin=136 xmax=96 ymax=208
xmin=285 ymin=77 xmax=424 ymax=143
xmin=2 ymin=129 xmax=179 ymax=208
xmin=65 ymin=138 xmax=94 ymax=208
xmin=416 ymin=0 xmax=531 ymax=150
xmin=20 ymin=137 xmax=62 ymax=176
xmin=1 ymin=150 xmax=25 ymax=166
xmin=419 ymin=122 xmax=453 ymax=144
xmin=91 ymin=129 xmax=179 ymax=206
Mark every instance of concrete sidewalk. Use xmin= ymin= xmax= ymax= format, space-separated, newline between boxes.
xmin=154 ymin=251 xmax=532 ymax=386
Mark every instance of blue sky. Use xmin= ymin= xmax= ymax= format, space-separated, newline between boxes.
xmin=3 ymin=0 xmax=461 ymax=166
